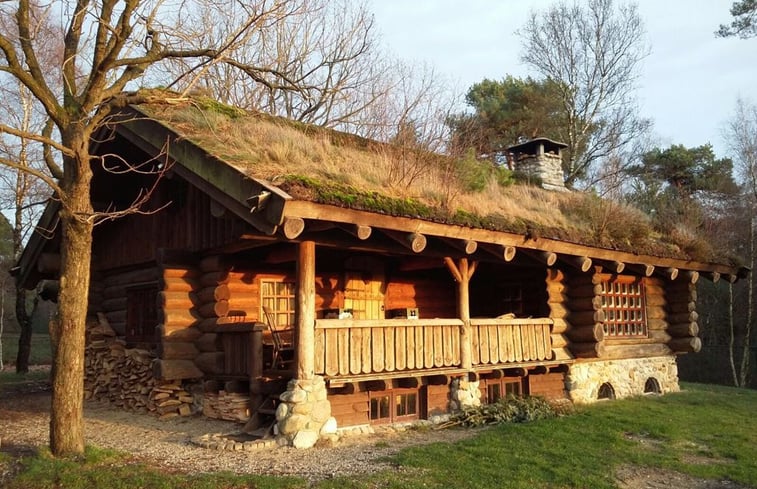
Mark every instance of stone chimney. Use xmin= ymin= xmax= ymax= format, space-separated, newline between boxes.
xmin=508 ymin=138 xmax=568 ymax=191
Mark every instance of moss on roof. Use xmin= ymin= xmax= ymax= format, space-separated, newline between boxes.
xmin=135 ymin=95 xmax=734 ymax=265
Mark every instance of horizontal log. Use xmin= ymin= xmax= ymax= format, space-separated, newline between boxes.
xmin=153 ymin=359 xmax=203 ymax=381
xmin=668 ymin=336 xmax=702 ymax=353
xmin=157 ymin=291 xmax=195 ymax=310
xmin=648 ymin=328 xmax=672 ymax=343
xmin=161 ymin=276 xmax=198 ymax=293
xmin=570 ymin=341 xmax=605 ymax=359
xmin=551 ymin=317 xmax=570 ymax=334
xmin=545 ymin=280 xmax=566 ymax=295
xmin=101 ymin=297 xmax=127 ymax=312
xmin=668 ymin=311 xmax=698 ymax=324
xmin=602 ymin=342 xmax=672 ymax=360
xmin=645 ymin=294 xmax=667 ymax=307
xmin=547 ymin=302 xmax=571 ymax=318
xmin=545 ymin=269 xmax=565 ymax=283
xmin=194 ymin=352 xmax=226 ymax=375
xmin=199 ymin=270 xmax=231 ymax=287
xmin=646 ymin=307 xmax=666 ymax=320
xmin=644 ymin=283 xmax=665 ymax=296
xmin=195 ymin=284 xmax=231 ymax=303
xmin=551 ymin=346 xmax=574 ymax=361
xmin=563 ymin=255 xmax=592 ymax=273
xmin=550 ymin=333 xmax=568 ymax=349
xmin=682 ymin=270 xmax=699 ymax=284
xmin=102 ymin=285 xmax=127 ymax=300
xmin=667 ymin=301 xmax=696 ymax=314
xmin=163 ymin=268 xmax=199 ymax=279
xmin=282 ymin=217 xmax=305 ymax=239
xmin=601 ymin=260 xmax=625 ymax=274
xmin=196 ymin=333 xmax=222 ymax=352
xmin=567 ymin=323 xmax=604 ymax=343
xmin=199 ymin=255 xmax=225 ymax=273
xmin=158 ymin=341 xmax=199 ymax=360
xmin=569 ymin=296 xmax=603 ymax=312
xmin=106 ymin=310 xmax=127 ymax=324
xmin=159 ymin=308 xmax=200 ymax=328
xmin=646 ymin=318 xmax=668 ymax=331
xmin=568 ymin=310 xmax=605 ymax=326
xmin=567 ymin=284 xmax=602 ymax=298
xmin=104 ymin=267 xmax=161 ymax=286
xmin=197 ymin=300 xmax=230 ymax=319
xmin=667 ymin=322 xmax=699 ymax=338
xmin=157 ymin=324 xmax=203 ymax=342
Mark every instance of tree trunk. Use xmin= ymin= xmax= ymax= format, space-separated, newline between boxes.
xmin=15 ymin=287 xmax=32 ymax=373
xmin=49 ymin=143 xmax=94 ymax=456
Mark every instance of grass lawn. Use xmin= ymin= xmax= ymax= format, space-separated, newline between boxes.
xmin=3 ymin=383 xmax=756 ymax=489
xmin=0 ymin=333 xmax=52 ymax=368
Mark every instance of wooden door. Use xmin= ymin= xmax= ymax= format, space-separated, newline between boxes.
xmin=344 ymin=257 xmax=385 ymax=320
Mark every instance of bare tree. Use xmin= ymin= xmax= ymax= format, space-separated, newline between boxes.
xmin=518 ymin=0 xmax=651 ymax=187
xmin=724 ymin=98 xmax=757 ymax=387
xmin=0 ymin=0 xmax=377 ymax=456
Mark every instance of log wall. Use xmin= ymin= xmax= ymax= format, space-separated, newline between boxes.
xmin=92 ymin=183 xmax=248 ymax=270
xmin=665 ymin=280 xmax=701 ymax=354
xmin=528 ymin=372 xmax=568 ymax=401
xmin=384 ymin=275 xmax=456 ymax=319
xmin=546 ymin=269 xmax=579 ymax=361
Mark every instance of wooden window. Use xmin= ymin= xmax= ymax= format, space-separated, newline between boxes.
xmin=126 ymin=284 xmax=159 ymax=344
xmin=485 ymin=378 xmax=522 ymax=403
xmin=369 ymin=389 xmax=419 ymax=424
xmin=600 ymin=276 xmax=648 ymax=338
xmin=261 ymin=280 xmax=295 ymax=327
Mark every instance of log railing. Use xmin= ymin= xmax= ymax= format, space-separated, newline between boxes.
xmin=314 ymin=317 xmax=554 ymax=379
xmin=471 ymin=318 xmax=554 ymax=365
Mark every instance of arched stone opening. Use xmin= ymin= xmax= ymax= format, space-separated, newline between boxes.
xmin=597 ymin=382 xmax=615 ymax=400
xmin=644 ymin=377 xmax=661 ymax=394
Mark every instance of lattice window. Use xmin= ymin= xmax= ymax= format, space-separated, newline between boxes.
xmin=600 ymin=276 xmax=648 ymax=338
xmin=369 ymin=389 xmax=419 ymax=424
xmin=126 ymin=284 xmax=159 ymax=344
xmin=485 ymin=378 xmax=523 ymax=403
xmin=261 ymin=280 xmax=295 ymax=327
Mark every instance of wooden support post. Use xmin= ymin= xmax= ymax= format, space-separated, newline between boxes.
xmin=282 ymin=217 xmax=305 ymax=239
xmin=444 ymin=257 xmax=475 ymax=371
xmin=243 ymin=323 xmax=266 ymax=432
xmin=296 ymin=241 xmax=316 ymax=380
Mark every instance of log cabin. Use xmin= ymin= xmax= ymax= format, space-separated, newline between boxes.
xmin=15 ymin=95 xmax=747 ymax=448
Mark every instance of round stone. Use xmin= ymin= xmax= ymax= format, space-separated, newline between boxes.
xmin=292 ymin=430 xmax=319 ymax=449
xmin=320 ymin=416 xmax=338 ymax=435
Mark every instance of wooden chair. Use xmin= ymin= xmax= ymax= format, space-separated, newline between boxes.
xmin=262 ymin=306 xmax=294 ymax=370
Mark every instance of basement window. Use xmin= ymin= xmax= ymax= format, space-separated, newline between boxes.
xmin=369 ymin=389 xmax=419 ymax=424
xmin=485 ymin=378 xmax=523 ymax=403
xmin=126 ymin=284 xmax=159 ymax=345
xmin=600 ymin=276 xmax=648 ymax=338
xmin=261 ymin=279 xmax=295 ymax=327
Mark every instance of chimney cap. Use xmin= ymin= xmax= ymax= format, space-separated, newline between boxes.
xmin=508 ymin=137 xmax=568 ymax=155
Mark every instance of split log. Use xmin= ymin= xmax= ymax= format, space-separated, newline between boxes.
xmin=199 ymin=255 xmax=225 ymax=273
xmin=159 ymin=309 xmax=200 ymax=328
xmin=194 ymin=284 xmax=231 ymax=303
xmin=567 ymin=323 xmax=604 ymax=343
xmin=196 ymin=333 xmax=222 ymax=352
xmin=158 ymin=341 xmax=199 ymax=360
xmin=568 ymin=310 xmax=605 ymax=326
xmin=153 ymin=359 xmax=204 ymax=380
xmin=667 ymin=322 xmax=699 ymax=338
xmin=569 ymin=341 xmax=605 ymax=359
xmin=197 ymin=300 xmax=230 ymax=318
xmin=567 ymin=284 xmax=602 ymax=298
xmin=668 ymin=336 xmax=702 ymax=353
xmin=667 ymin=301 xmax=696 ymax=314
xmin=157 ymin=324 xmax=203 ymax=342
xmin=282 ymin=217 xmax=305 ymax=239
xmin=194 ymin=352 xmax=226 ymax=375
xmin=602 ymin=342 xmax=672 ymax=360
xmin=199 ymin=270 xmax=231 ymax=287
xmin=568 ymin=296 xmax=603 ymax=312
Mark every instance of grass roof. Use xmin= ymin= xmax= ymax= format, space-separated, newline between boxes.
xmin=135 ymin=95 xmax=730 ymax=265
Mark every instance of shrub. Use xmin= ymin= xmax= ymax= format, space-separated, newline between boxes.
xmin=450 ymin=395 xmax=557 ymax=427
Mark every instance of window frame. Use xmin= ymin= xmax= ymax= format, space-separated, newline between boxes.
xmin=125 ymin=283 xmax=159 ymax=345
xmin=369 ymin=388 xmax=420 ymax=424
xmin=599 ymin=274 xmax=649 ymax=339
xmin=483 ymin=378 xmax=523 ymax=404
xmin=260 ymin=278 xmax=296 ymax=328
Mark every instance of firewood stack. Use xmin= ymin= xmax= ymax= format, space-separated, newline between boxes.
xmin=202 ymin=380 xmax=251 ymax=422
xmin=84 ymin=313 xmax=196 ymax=418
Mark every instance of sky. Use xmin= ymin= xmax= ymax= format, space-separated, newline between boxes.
xmin=366 ymin=0 xmax=757 ymax=158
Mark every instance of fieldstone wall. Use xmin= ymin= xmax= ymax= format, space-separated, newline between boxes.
xmin=515 ymin=154 xmax=566 ymax=192
xmin=567 ymin=355 xmax=680 ymax=403
xmin=275 ymin=376 xmax=337 ymax=449
xmin=449 ymin=378 xmax=481 ymax=411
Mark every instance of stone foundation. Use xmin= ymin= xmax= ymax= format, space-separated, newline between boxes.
xmin=275 ymin=376 xmax=337 ymax=449
xmin=567 ymin=356 xmax=679 ymax=403
xmin=449 ymin=378 xmax=481 ymax=411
